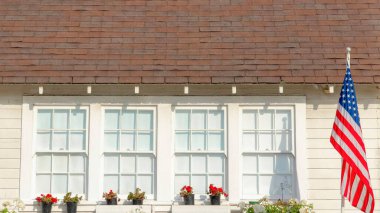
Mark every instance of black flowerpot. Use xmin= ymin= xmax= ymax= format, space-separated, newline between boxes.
xmin=183 ymin=194 xmax=194 ymax=205
xmin=210 ymin=195 xmax=221 ymax=205
xmin=132 ymin=199 xmax=143 ymax=205
xmin=41 ymin=202 xmax=52 ymax=213
xmin=106 ymin=197 xmax=118 ymax=205
xmin=66 ymin=202 xmax=77 ymax=213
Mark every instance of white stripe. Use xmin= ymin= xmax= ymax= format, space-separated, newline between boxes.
xmin=356 ymin=185 xmax=366 ymax=210
xmin=334 ymin=116 xmax=367 ymax=159
xmin=365 ymin=195 xmax=373 ymax=213
xmin=350 ymin=175 xmax=360 ymax=203
xmin=341 ymin=162 xmax=349 ymax=194
xmin=338 ymin=105 xmax=362 ymax=138
xmin=331 ymin=131 xmax=370 ymax=181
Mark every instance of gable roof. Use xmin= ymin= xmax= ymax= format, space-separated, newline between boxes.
xmin=1 ymin=0 xmax=380 ymax=84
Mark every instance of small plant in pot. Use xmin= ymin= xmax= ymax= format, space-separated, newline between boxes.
xmin=63 ymin=192 xmax=82 ymax=213
xmin=179 ymin=185 xmax=194 ymax=205
xmin=208 ymin=184 xmax=228 ymax=205
xmin=35 ymin=194 xmax=58 ymax=213
xmin=103 ymin=190 xmax=119 ymax=205
xmin=127 ymin=188 xmax=145 ymax=205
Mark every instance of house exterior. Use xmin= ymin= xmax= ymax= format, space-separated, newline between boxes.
xmin=0 ymin=0 xmax=379 ymax=212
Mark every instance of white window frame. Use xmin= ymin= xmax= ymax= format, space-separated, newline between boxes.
xmin=100 ymin=106 xmax=157 ymax=200
xmin=20 ymin=96 xmax=306 ymax=204
xmin=173 ymin=106 xmax=227 ymax=199
xmin=239 ymin=106 xmax=295 ymax=200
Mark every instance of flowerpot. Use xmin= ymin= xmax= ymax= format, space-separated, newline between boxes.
xmin=210 ymin=195 xmax=221 ymax=205
xmin=41 ymin=202 xmax=52 ymax=213
xmin=66 ymin=202 xmax=77 ymax=213
xmin=183 ymin=194 xmax=194 ymax=205
xmin=106 ymin=197 xmax=118 ymax=205
xmin=132 ymin=199 xmax=143 ymax=205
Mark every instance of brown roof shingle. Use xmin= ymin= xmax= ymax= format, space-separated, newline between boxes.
xmin=0 ymin=0 xmax=380 ymax=84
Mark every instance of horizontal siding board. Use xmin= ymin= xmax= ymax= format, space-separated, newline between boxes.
xmin=306 ymin=138 xmax=379 ymax=149
xmin=0 ymin=119 xmax=21 ymax=128
xmin=0 ymin=149 xmax=20 ymax=159
xmin=307 ymin=118 xmax=378 ymax=129
xmin=0 ymin=129 xmax=21 ymax=139
xmin=307 ymin=108 xmax=378 ymax=119
xmin=307 ymin=128 xmax=379 ymax=139
xmin=307 ymin=149 xmax=380 ymax=159
xmin=0 ymin=178 xmax=19 ymax=188
xmin=0 ymin=108 xmax=21 ymax=119
xmin=0 ymin=169 xmax=19 ymax=178
xmin=0 ymin=159 xmax=20 ymax=169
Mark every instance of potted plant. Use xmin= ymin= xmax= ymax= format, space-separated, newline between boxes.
xmin=179 ymin=185 xmax=194 ymax=205
xmin=103 ymin=190 xmax=118 ymax=205
xmin=127 ymin=188 xmax=145 ymax=205
xmin=63 ymin=192 xmax=82 ymax=213
xmin=1 ymin=199 xmax=25 ymax=213
xmin=208 ymin=184 xmax=228 ymax=205
xmin=35 ymin=194 xmax=58 ymax=213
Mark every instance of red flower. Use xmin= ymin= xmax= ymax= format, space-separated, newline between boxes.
xmin=36 ymin=197 xmax=42 ymax=202
xmin=51 ymin=197 xmax=58 ymax=203
xmin=46 ymin=194 xmax=52 ymax=198
xmin=186 ymin=186 xmax=192 ymax=192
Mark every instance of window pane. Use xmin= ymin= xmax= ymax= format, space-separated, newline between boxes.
xmin=37 ymin=110 xmax=52 ymax=129
xmin=121 ymin=110 xmax=136 ymax=130
xmin=137 ymin=175 xmax=153 ymax=194
xmin=104 ymin=175 xmax=119 ymax=193
xmin=53 ymin=110 xmax=69 ymax=129
xmin=70 ymin=109 xmax=86 ymax=129
xmin=208 ymin=155 xmax=224 ymax=173
xmin=259 ymin=155 xmax=274 ymax=174
xmin=137 ymin=111 xmax=153 ymax=130
xmin=36 ymin=155 xmax=51 ymax=173
xmin=120 ymin=156 xmax=135 ymax=174
xmin=258 ymin=175 xmax=272 ymax=195
xmin=258 ymin=133 xmax=273 ymax=151
xmin=243 ymin=155 xmax=257 ymax=174
xmin=242 ymin=110 xmax=257 ymax=130
xmin=208 ymin=132 xmax=223 ymax=151
xmin=191 ymin=110 xmax=206 ymax=129
xmin=276 ymin=110 xmax=291 ymax=130
xmin=191 ymin=155 xmax=206 ymax=173
xmin=276 ymin=155 xmax=292 ymax=174
xmin=275 ymin=131 xmax=291 ymax=151
xmin=208 ymin=175 xmax=223 ymax=188
xmin=36 ymin=175 xmax=50 ymax=194
xmin=192 ymin=175 xmax=206 ymax=194
xmin=120 ymin=132 xmax=135 ymax=151
xmin=70 ymin=155 xmax=85 ymax=173
xmin=105 ymin=110 xmax=120 ymax=130
xmin=175 ymin=175 xmax=190 ymax=193
xmin=242 ymin=133 xmax=256 ymax=151
xmin=137 ymin=156 xmax=153 ymax=173
xmin=104 ymin=156 xmax=119 ymax=174
xmin=242 ymin=175 xmax=258 ymax=195
xmin=176 ymin=110 xmax=190 ymax=130
xmin=191 ymin=132 xmax=205 ymax=151
xmin=52 ymin=175 xmax=67 ymax=194
xmin=275 ymin=175 xmax=293 ymax=195
xmin=69 ymin=175 xmax=84 ymax=194
xmin=175 ymin=132 xmax=189 ymax=151
xmin=175 ymin=156 xmax=190 ymax=173
xmin=53 ymin=155 xmax=68 ymax=173
xmin=70 ymin=131 xmax=86 ymax=151
xmin=137 ymin=132 xmax=152 ymax=151
xmin=259 ymin=110 xmax=274 ymax=130
xmin=104 ymin=132 xmax=119 ymax=151
xmin=120 ymin=175 xmax=136 ymax=195
xmin=36 ymin=132 xmax=51 ymax=151
xmin=208 ymin=110 xmax=223 ymax=129
xmin=52 ymin=132 xmax=68 ymax=150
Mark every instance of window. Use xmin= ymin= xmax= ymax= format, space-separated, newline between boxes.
xmin=241 ymin=107 xmax=295 ymax=199
xmin=103 ymin=108 xmax=155 ymax=199
xmin=174 ymin=108 xmax=226 ymax=197
xmin=34 ymin=108 xmax=88 ymax=196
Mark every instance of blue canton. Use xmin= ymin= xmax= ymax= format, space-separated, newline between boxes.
xmin=338 ymin=67 xmax=360 ymax=126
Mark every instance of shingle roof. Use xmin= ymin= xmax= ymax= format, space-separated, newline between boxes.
xmin=1 ymin=0 xmax=380 ymax=84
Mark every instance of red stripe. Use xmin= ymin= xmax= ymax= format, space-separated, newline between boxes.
xmin=352 ymin=181 xmax=364 ymax=207
xmin=336 ymin=109 xmax=366 ymax=152
xmin=330 ymin=137 xmax=372 ymax=194
xmin=332 ymin=124 xmax=369 ymax=173
xmin=361 ymin=190 xmax=369 ymax=212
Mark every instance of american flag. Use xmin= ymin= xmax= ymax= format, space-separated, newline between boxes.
xmin=330 ymin=66 xmax=375 ymax=213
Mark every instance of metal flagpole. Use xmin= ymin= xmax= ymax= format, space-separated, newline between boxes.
xmin=341 ymin=47 xmax=350 ymax=213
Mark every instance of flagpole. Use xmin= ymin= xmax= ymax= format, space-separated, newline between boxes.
xmin=341 ymin=47 xmax=350 ymax=213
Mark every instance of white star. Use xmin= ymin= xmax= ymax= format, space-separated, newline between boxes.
xmin=343 ymin=100 xmax=346 ymax=103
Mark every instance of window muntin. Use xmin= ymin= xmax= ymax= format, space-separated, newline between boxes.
xmin=103 ymin=108 xmax=155 ymax=199
xmin=241 ymin=108 xmax=295 ymax=199
xmin=174 ymin=108 xmax=226 ymax=196
xmin=35 ymin=108 xmax=88 ymax=196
